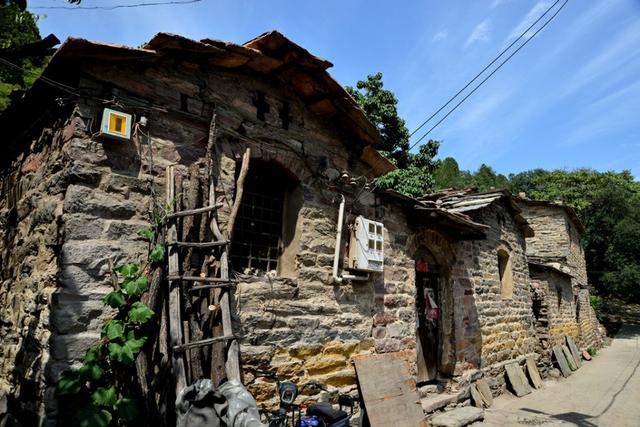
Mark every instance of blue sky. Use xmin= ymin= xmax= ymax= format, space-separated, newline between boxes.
xmin=31 ymin=0 xmax=640 ymax=178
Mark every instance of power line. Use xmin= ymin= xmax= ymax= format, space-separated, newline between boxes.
xmin=408 ymin=0 xmax=569 ymax=152
xmin=408 ymin=0 xmax=562 ymax=138
xmin=30 ymin=0 xmax=202 ymax=10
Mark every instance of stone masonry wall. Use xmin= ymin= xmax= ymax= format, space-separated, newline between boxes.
xmin=453 ymin=203 xmax=537 ymax=393
xmin=520 ymin=204 xmax=568 ymax=260
xmin=64 ymin=58 xmax=409 ymax=410
xmin=529 ymin=267 xmax=579 ymax=349
xmin=0 ymin=109 xmax=71 ymax=424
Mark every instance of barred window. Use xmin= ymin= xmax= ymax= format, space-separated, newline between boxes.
xmin=230 ymin=160 xmax=302 ymax=276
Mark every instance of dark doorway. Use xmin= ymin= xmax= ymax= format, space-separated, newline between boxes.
xmin=415 ymin=250 xmax=441 ymax=383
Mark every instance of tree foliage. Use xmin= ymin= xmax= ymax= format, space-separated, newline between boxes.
xmin=509 ymin=168 xmax=640 ymax=301
xmin=0 ymin=0 xmax=44 ymax=110
xmin=347 ymin=72 xmax=440 ymax=197
xmin=433 ymin=157 xmax=508 ymax=192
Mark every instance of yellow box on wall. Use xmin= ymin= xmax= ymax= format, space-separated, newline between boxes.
xmin=100 ymin=108 xmax=132 ymax=140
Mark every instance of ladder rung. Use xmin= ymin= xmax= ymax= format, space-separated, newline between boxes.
xmin=166 ymin=203 xmax=223 ymax=219
xmin=169 ymin=240 xmax=230 ymax=248
xmin=168 ymin=275 xmax=235 ymax=283
xmin=173 ymin=335 xmax=235 ymax=352
xmin=189 ymin=283 xmax=234 ymax=291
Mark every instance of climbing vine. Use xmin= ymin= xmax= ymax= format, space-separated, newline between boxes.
xmin=55 ymin=225 xmax=166 ymax=426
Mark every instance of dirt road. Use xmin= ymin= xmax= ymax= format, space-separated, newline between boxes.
xmin=481 ymin=325 xmax=640 ymax=426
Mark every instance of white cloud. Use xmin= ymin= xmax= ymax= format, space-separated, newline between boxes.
xmin=464 ymin=20 xmax=491 ymax=48
xmin=561 ymin=20 xmax=640 ymax=97
xmin=491 ymin=0 xmax=510 ymax=9
xmin=432 ymin=30 xmax=448 ymax=42
xmin=505 ymin=0 xmax=555 ymax=42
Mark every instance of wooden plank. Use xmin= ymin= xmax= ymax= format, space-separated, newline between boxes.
xmin=562 ymin=345 xmax=578 ymax=371
xmin=167 ymin=275 xmax=236 ymax=283
xmin=190 ymin=283 xmax=234 ymax=291
xmin=353 ymin=352 xmax=426 ymax=427
xmin=525 ymin=357 xmax=544 ymax=389
xmin=475 ymin=379 xmax=493 ymax=407
xmin=553 ymin=345 xmax=572 ymax=377
xmin=165 ymin=203 xmax=223 ymax=219
xmin=166 ymin=165 xmax=187 ymax=395
xmin=170 ymin=240 xmax=230 ymax=248
xmin=505 ymin=362 xmax=532 ymax=397
xmin=173 ymin=335 xmax=235 ymax=352
xmin=566 ymin=336 xmax=582 ymax=368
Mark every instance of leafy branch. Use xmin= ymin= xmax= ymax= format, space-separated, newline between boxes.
xmin=56 ymin=228 xmax=165 ymax=426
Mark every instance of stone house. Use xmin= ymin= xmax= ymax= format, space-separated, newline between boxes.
xmin=417 ymin=189 xmax=538 ymax=400
xmin=0 ymin=30 xmax=603 ymax=425
xmin=517 ymin=198 xmax=605 ymax=357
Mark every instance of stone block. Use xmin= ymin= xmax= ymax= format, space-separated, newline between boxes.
xmin=64 ymin=185 xmax=137 ymax=219
xmin=430 ymin=407 xmax=484 ymax=427
xmin=63 ymin=214 xmax=105 ymax=241
xmin=51 ymin=332 xmax=100 ymax=361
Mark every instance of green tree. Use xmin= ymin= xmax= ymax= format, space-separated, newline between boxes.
xmin=509 ymin=168 xmax=640 ymax=301
xmin=434 ymin=157 xmax=464 ymax=189
xmin=347 ymin=72 xmax=441 ymax=197
xmin=346 ymin=72 xmax=410 ymax=167
xmin=0 ymin=0 xmax=43 ymax=110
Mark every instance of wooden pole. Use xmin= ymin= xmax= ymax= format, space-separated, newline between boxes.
xmin=166 ymin=165 xmax=188 ymax=396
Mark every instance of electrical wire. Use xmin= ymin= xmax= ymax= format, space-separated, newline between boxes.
xmin=408 ymin=0 xmax=563 ymax=138
xmin=30 ymin=0 xmax=203 ymax=10
xmin=408 ymin=0 xmax=569 ymax=151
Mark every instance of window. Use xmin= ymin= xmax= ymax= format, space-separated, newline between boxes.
xmin=498 ymin=248 xmax=513 ymax=299
xmin=230 ymin=160 xmax=302 ymax=277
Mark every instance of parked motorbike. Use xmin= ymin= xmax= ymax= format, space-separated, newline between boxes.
xmin=253 ymin=370 xmax=358 ymax=427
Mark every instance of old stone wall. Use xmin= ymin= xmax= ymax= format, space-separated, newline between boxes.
xmin=0 ymin=109 xmax=71 ymax=424
xmin=453 ymin=203 xmax=537 ymax=393
xmin=520 ymin=204 xmax=568 ymax=260
xmin=529 ymin=267 xmax=579 ymax=349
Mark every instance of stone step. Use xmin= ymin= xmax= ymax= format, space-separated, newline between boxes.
xmin=420 ymin=392 xmax=459 ymax=413
xmin=430 ymin=407 xmax=484 ymax=427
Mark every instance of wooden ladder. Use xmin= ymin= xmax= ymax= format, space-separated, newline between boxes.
xmin=165 ymin=161 xmax=242 ymax=396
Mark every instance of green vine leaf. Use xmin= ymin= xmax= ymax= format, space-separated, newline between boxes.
xmin=78 ymin=407 xmax=113 ymax=427
xmin=79 ymin=363 xmax=103 ymax=382
xmin=137 ymin=228 xmax=154 ymax=241
xmin=56 ymin=370 xmax=82 ymax=395
xmin=107 ymin=342 xmax=135 ymax=365
xmin=115 ymin=397 xmax=139 ymax=422
xmin=92 ymin=386 xmax=117 ymax=407
xmin=114 ymin=263 xmax=139 ymax=278
xmin=149 ymin=243 xmax=165 ymax=263
xmin=128 ymin=301 xmax=154 ymax=324
xmin=122 ymin=276 xmax=149 ymax=297
xmin=102 ymin=320 xmax=125 ymax=341
xmin=125 ymin=330 xmax=146 ymax=353
xmin=103 ymin=290 xmax=125 ymax=309
xmin=84 ymin=345 xmax=102 ymax=364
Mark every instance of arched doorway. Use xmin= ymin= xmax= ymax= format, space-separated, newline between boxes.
xmin=415 ymin=248 xmax=442 ymax=383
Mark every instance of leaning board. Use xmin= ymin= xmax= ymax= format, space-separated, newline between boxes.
xmin=553 ymin=345 xmax=572 ymax=377
xmin=505 ymin=362 xmax=532 ymax=397
xmin=525 ymin=357 xmax=544 ymax=389
xmin=566 ymin=336 xmax=582 ymax=368
xmin=354 ymin=352 xmax=427 ymax=427
xmin=562 ymin=345 xmax=578 ymax=371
